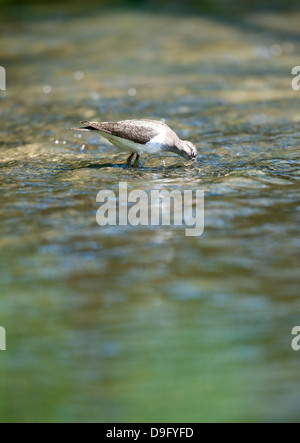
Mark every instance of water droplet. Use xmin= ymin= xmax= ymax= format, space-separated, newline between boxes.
xmin=270 ymin=44 xmax=282 ymax=56
xmin=282 ymin=41 xmax=294 ymax=54
xmin=43 ymin=85 xmax=51 ymax=94
xmin=128 ymin=88 xmax=136 ymax=97
xmin=74 ymin=71 xmax=84 ymax=81
xmin=91 ymin=92 xmax=100 ymax=100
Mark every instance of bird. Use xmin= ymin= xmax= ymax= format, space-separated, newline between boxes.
xmin=69 ymin=119 xmax=197 ymax=167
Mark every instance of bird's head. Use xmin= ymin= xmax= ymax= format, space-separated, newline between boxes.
xmin=180 ymin=141 xmax=198 ymax=162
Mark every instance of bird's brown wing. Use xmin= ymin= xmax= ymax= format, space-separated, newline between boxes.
xmin=80 ymin=120 xmax=164 ymax=145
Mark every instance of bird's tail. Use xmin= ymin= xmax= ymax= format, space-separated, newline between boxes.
xmin=68 ymin=121 xmax=99 ymax=132
xmin=69 ymin=127 xmax=92 ymax=131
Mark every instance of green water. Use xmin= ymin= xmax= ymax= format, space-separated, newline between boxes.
xmin=0 ymin=3 xmax=300 ymax=422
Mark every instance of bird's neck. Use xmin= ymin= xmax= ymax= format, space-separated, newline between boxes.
xmin=163 ymin=141 xmax=185 ymax=156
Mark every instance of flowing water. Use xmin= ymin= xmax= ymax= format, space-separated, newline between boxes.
xmin=0 ymin=3 xmax=300 ymax=422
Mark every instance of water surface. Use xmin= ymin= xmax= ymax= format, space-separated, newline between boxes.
xmin=0 ymin=4 xmax=300 ymax=422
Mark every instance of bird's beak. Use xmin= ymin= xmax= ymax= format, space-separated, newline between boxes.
xmin=183 ymin=153 xmax=197 ymax=162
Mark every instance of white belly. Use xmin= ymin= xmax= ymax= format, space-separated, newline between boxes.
xmin=99 ymin=131 xmax=165 ymax=155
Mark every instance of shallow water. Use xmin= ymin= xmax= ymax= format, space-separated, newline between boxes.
xmin=0 ymin=4 xmax=300 ymax=422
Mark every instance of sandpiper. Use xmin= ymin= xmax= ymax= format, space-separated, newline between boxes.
xmin=69 ymin=119 xmax=197 ymax=166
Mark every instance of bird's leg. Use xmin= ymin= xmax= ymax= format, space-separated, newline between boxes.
xmin=133 ymin=154 xmax=140 ymax=167
xmin=126 ymin=152 xmax=135 ymax=166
